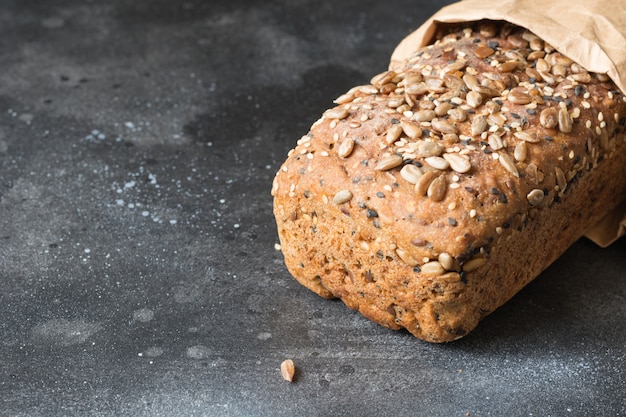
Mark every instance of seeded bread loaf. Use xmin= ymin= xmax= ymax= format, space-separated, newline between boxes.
xmin=272 ymin=21 xmax=626 ymax=343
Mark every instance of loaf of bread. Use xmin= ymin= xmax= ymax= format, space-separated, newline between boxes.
xmin=272 ymin=21 xmax=626 ymax=342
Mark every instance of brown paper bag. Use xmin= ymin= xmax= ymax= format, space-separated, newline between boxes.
xmin=389 ymin=0 xmax=626 ymax=247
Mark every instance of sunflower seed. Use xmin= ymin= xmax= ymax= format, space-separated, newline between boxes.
xmin=396 ymin=248 xmax=419 ymax=267
xmin=438 ymin=252 xmax=455 ymax=271
xmin=425 ymin=156 xmax=450 ymax=171
xmin=443 ymin=152 xmax=471 ymax=173
xmin=333 ymin=92 xmax=354 ymax=104
xmin=333 ymin=189 xmax=353 ymax=204
xmin=386 ymin=124 xmax=403 ymax=144
xmin=416 ymin=140 xmax=444 ymax=157
xmin=497 ymin=61 xmax=518 ymax=73
xmin=337 ymin=137 xmax=355 ymax=158
xmin=514 ymin=141 xmax=527 ymax=161
xmin=514 ymin=131 xmax=540 ymax=143
xmin=463 ymin=256 xmax=487 ymax=272
xmin=359 ymin=84 xmax=379 ymax=95
xmin=325 ymin=107 xmax=349 ymax=120
xmin=435 ymin=102 xmax=454 ymax=117
xmin=471 ymin=116 xmax=488 ymax=136
xmin=370 ymin=70 xmax=396 ymax=88
xmin=427 ymin=174 xmax=447 ymax=201
xmin=539 ymin=107 xmax=558 ymax=129
xmin=431 ymin=118 xmax=458 ymax=134
xmin=401 ymin=121 xmax=423 ymax=139
xmin=488 ymin=133 xmax=504 ymax=150
xmin=415 ymin=170 xmax=439 ymax=195
xmin=558 ymin=108 xmax=573 ymax=133
xmin=466 ymin=91 xmax=483 ymax=108
xmin=507 ymin=89 xmax=532 ymax=105
xmin=527 ymin=188 xmax=545 ymax=206
xmin=498 ymin=153 xmax=519 ymax=177
xmin=462 ymin=74 xmax=480 ymax=90
xmin=421 ymin=260 xmax=445 ymax=275
xmin=400 ymin=164 xmax=423 ymax=184
xmin=413 ymin=109 xmax=436 ymax=122
xmin=375 ymin=154 xmax=403 ymax=171
xmin=448 ymin=108 xmax=468 ymax=122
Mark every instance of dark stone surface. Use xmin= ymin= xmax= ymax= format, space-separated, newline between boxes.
xmin=1 ymin=1 xmax=625 ymax=416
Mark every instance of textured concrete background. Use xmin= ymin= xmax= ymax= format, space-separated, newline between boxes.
xmin=1 ymin=1 xmax=625 ymax=416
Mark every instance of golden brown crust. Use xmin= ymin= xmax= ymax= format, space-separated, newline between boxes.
xmin=272 ymin=21 xmax=626 ymax=342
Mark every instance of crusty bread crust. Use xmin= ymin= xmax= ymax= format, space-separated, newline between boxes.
xmin=272 ymin=21 xmax=626 ymax=342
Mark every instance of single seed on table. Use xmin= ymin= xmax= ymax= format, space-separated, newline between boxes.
xmin=471 ymin=116 xmax=488 ymax=136
xmin=514 ymin=131 xmax=540 ymax=143
xmin=498 ymin=153 xmax=519 ymax=177
xmin=337 ymin=138 xmax=355 ymax=158
xmin=324 ymin=107 xmax=349 ymax=120
xmin=415 ymin=170 xmax=439 ymax=196
xmin=558 ymin=108 xmax=573 ymax=133
xmin=514 ymin=141 xmax=527 ymax=161
xmin=386 ymin=124 xmax=403 ymax=144
xmin=280 ymin=359 xmax=295 ymax=382
xmin=401 ymin=121 xmax=423 ymax=139
xmin=427 ymin=174 xmax=447 ymax=201
xmin=425 ymin=156 xmax=450 ymax=171
xmin=375 ymin=154 xmax=403 ymax=171
xmin=540 ymin=107 xmax=558 ymax=128
xmin=443 ymin=152 xmax=471 ymax=173
xmin=400 ymin=164 xmax=423 ymax=184
xmin=487 ymin=133 xmax=504 ymax=151
xmin=527 ymin=188 xmax=545 ymax=206
xmin=333 ymin=189 xmax=353 ymax=204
